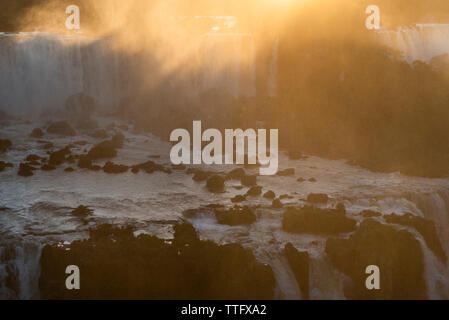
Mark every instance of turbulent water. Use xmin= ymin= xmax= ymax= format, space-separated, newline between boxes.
xmin=2 ymin=116 xmax=449 ymax=299
xmin=377 ymin=24 xmax=449 ymax=62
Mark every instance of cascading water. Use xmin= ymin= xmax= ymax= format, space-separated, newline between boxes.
xmin=377 ymin=24 xmax=449 ymax=62
xmin=0 ymin=33 xmax=121 ymax=115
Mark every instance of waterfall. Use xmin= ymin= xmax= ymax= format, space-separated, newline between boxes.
xmin=268 ymin=38 xmax=279 ymax=97
xmin=377 ymin=24 xmax=449 ymax=63
xmin=0 ymin=33 xmax=120 ymax=115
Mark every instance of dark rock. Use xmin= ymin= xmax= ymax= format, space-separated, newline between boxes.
xmin=272 ymin=198 xmax=283 ymax=208
xmin=306 ymin=193 xmax=329 ymax=203
xmin=241 ymin=175 xmax=257 ymax=186
xmin=26 ymin=154 xmax=41 ymax=162
xmin=263 ymin=190 xmax=276 ymax=199
xmin=192 ymin=170 xmax=210 ymax=181
xmin=297 ymin=177 xmax=306 ymax=182
xmin=30 ymin=128 xmax=44 ymax=138
xmin=41 ymin=164 xmax=56 ymax=171
xmin=87 ymin=141 xmax=117 ymax=160
xmin=131 ymin=167 xmax=139 ymax=174
xmin=0 ymin=161 xmax=13 ymax=172
xmin=308 ymin=178 xmax=317 ymax=182
xmin=225 ymin=168 xmax=246 ymax=180
xmin=71 ymin=205 xmax=93 ymax=217
xmin=48 ymin=147 xmax=71 ymax=166
xmin=326 ymin=219 xmax=426 ymax=299
xmin=90 ymin=130 xmax=109 ymax=139
xmin=17 ymin=163 xmax=34 ymax=177
xmin=282 ymin=206 xmax=357 ymax=234
xmin=0 ymin=139 xmax=12 ymax=152
xmin=284 ymin=243 xmax=309 ymax=299
xmin=384 ymin=213 xmax=447 ymax=264
xmin=171 ymin=164 xmax=186 ymax=170
xmin=206 ymin=175 xmax=225 ymax=193
xmin=90 ymin=165 xmax=102 ymax=171
xmin=77 ymin=155 xmax=92 ymax=169
xmin=277 ymin=168 xmax=295 ymax=176
xmin=39 ymin=223 xmax=275 ymax=299
xmin=246 ymin=186 xmax=262 ymax=196
xmin=361 ymin=210 xmax=382 ymax=218
xmin=111 ymin=132 xmax=125 ymax=149
xmin=47 ymin=121 xmax=76 ymax=136
xmin=103 ymin=162 xmax=129 ymax=174
xmin=231 ymin=195 xmax=246 ymax=203
xmin=215 ymin=206 xmax=257 ymax=226
xmin=280 ymin=194 xmax=294 ymax=200
xmin=64 ymin=167 xmax=74 ymax=172
xmin=132 ymin=160 xmax=171 ymax=174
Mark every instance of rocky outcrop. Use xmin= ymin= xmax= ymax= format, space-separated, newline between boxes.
xmin=326 ymin=219 xmax=426 ymax=299
xmin=206 ymin=175 xmax=225 ymax=193
xmin=30 ymin=128 xmax=44 ymax=138
xmin=284 ymin=243 xmax=309 ymax=300
xmin=282 ymin=206 xmax=356 ymax=234
xmin=215 ymin=206 xmax=257 ymax=226
xmin=0 ymin=139 xmax=12 ymax=152
xmin=103 ymin=162 xmax=129 ymax=174
xmin=39 ymin=223 xmax=275 ymax=299
xmin=47 ymin=121 xmax=76 ymax=136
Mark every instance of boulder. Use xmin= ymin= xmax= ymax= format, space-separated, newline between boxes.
xmin=0 ymin=139 xmax=12 ymax=152
xmin=272 ymin=198 xmax=283 ymax=209
xmin=246 ymin=186 xmax=262 ymax=196
xmin=103 ymin=162 xmax=129 ymax=174
xmin=226 ymin=168 xmax=246 ymax=180
xmin=284 ymin=243 xmax=309 ymax=299
xmin=306 ymin=193 xmax=329 ymax=204
xmin=241 ymin=175 xmax=257 ymax=187
xmin=206 ymin=175 xmax=225 ymax=193
xmin=47 ymin=121 xmax=76 ymax=136
xmin=263 ymin=190 xmax=276 ymax=199
xmin=30 ymin=128 xmax=44 ymax=138
xmin=231 ymin=195 xmax=246 ymax=203
xmin=17 ymin=163 xmax=34 ymax=177
xmin=215 ymin=206 xmax=257 ymax=226
xmin=0 ymin=161 xmax=13 ymax=172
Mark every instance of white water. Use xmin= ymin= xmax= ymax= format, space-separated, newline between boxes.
xmin=2 ymin=116 xmax=449 ymax=299
xmin=377 ymin=24 xmax=449 ymax=62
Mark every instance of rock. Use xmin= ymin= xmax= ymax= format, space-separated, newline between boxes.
xmin=306 ymin=193 xmax=329 ymax=204
xmin=272 ymin=198 xmax=283 ymax=208
xmin=206 ymin=175 xmax=225 ymax=193
xmin=103 ymin=162 xmax=129 ymax=174
xmin=30 ymin=128 xmax=44 ymax=138
xmin=87 ymin=141 xmax=117 ymax=160
xmin=132 ymin=160 xmax=171 ymax=174
xmin=361 ymin=210 xmax=382 ymax=218
xmin=17 ymin=163 xmax=34 ymax=177
xmin=280 ymin=194 xmax=294 ymax=200
xmin=241 ymin=175 xmax=257 ymax=186
xmin=282 ymin=206 xmax=357 ymax=234
xmin=39 ymin=223 xmax=275 ymax=299
xmin=90 ymin=165 xmax=102 ymax=171
xmin=111 ymin=132 xmax=125 ymax=149
xmin=231 ymin=195 xmax=246 ymax=203
xmin=64 ymin=167 xmax=74 ymax=172
xmin=384 ymin=213 xmax=447 ymax=264
xmin=284 ymin=243 xmax=309 ymax=299
xmin=263 ymin=190 xmax=276 ymax=199
xmin=0 ymin=139 xmax=12 ymax=152
xmin=326 ymin=219 xmax=426 ymax=299
xmin=41 ymin=164 xmax=56 ymax=171
xmin=71 ymin=205 xmax=93 ymax=217
xmin=0 ymin=161 xmax=13 ymax=172
xmin=48 ymin=147 xmax=71 ymax=166
xmin=47 ymin=121 xmax=76 ymax=136
xmin=246 ymin=186 xmax=262 ymax=196
xmin=192 ymin=170 xmax=210 ymax=181
xmin=297 ymin=177 xmax=306 ymax=182
xmin=215 ymin=206 xmax=257 ymax=226
xmin=171 ymin=164 xmax=186 ymax=170
xmin=225 ymin=168 xmax=246 ymax=180
xmin=308 ymin=178 xmax=317 ymax=182
xmin=26 ymin=154 xmax=41 ymax=162
xmin=277 ymin=168 xmax=295 ymax=176
xmin=77 ymin=155 xmax=92 ymax=169
xmin=90 ymin=129 xmax=109 ymax=139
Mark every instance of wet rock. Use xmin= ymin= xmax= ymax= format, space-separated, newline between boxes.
xmin=48 ymin=147 xmax=71 ymax=166
xmin=246 ymin=186 xmax=262 ymax=196
xmin=263 ymin=190 xmax=276 ymax=199
xmin=361 ymin=210 xmax=382 ymax=218
xmin=0 ymin=139 xmax=12 ymax=152
xmin=47 ymin=121 xmax=76 ymax=136
xmin=284 ymin=243 xmax=309 ymax=300
xmin=192 ymin=170 xmax=210 ymax=181
xmin=326 ymin=219 xmax=426 ymax=299
xmin=77 ymin=155 xmax=92 ymax=169
xmin=308 ymin=178 xmax=317 ymax=182
xmin=282 ymin=206 xmax=356 ymax=234
xmin=384 ymin=213 xmax=447 ymax=264
xmin=39 ymin=223 xmax=275 ymax=299
xmin=277 ymin=168 xmax=295 ymax=176
xmin=103 ymin=162 xmax=129 ymax=174
xmin=71 ymin=205 xmax=93 ymax=217
xmin=26 ymin=154 xmax=41 ymax=162
xmin=225 ymin=168 xmax=246 ymax=180
xmin=87 ymin=141 xmax=117 ymax=160
xmin=231 ymin=195 xmax=246 ymax=203
xmin=132 ymin=160 xmax=171 ymax=174
xmin=0 ymin=161 xmax=13 ymax=172
xmin=306 ymin=193 xmax=329 ymax=204
xmin=17 ymin=163 xmax=34 ymax=177
xmin=64 ymin=167 xmax=74 ymax=172
xmin=215 ymin=206 xmax=257 ymax=226
xmin=241 ymin=175 xmax=257 ymax=187
xmin=90 ymin=165 xmax=102 ymax=171
xmin=30 ymin=128 xmax=44 ymax=138
xmin=272 ymin=198 xmax=283 ymax=208
xmin=297 ymin=177 xmax=306 ymax=182
xmin=90 ymin=129 xmax=109 ymax=139
xmin=206 ymin=175 xmax=225 ymax=193
xmin=41 ymin=164 xmax=56 ymax=171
